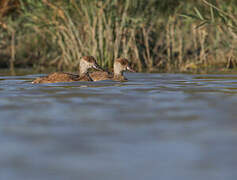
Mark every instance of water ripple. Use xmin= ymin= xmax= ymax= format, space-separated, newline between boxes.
xmin=0 ymin=73 xmax=237 ymax=180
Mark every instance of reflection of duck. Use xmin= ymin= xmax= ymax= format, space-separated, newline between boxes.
xmin=90 ymin=58 xmax=135 ymax=81
xmin=32 ymin=56 xmax=102 ymax=84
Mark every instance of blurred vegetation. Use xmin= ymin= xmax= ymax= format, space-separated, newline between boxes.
xmin=0 ymin=0 xmax=236 ymax=73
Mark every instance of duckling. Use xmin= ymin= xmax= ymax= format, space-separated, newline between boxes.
xmin=32 ymin=56 xmax=102 ymax=84
xmin=90 ymin=58 xmax=135 ymax=81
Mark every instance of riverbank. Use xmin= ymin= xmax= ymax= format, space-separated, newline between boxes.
xmin=1 ymin=65 xmax=237 ymax=77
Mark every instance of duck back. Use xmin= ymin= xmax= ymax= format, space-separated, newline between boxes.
xmin=90 ymin=71 xmax=112 ymax=81
xmin=90 ymin=71 xmax=127 ymax=81
xmin=32 ymin=72 xmax=92 ymax=84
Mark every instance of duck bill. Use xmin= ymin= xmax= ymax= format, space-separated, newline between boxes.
xmin=93 ymin=64 xmax=104 ymax=71
xmin=126 ymin=66 xmax=135 ymax=72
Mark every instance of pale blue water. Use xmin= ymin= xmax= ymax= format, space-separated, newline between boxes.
xmin=0 ymin=72 xmax=237 ymax=180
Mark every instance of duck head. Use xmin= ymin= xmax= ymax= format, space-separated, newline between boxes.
xmin=79 ymin=56 xmax=102 ymax=75
xmin=114 ymin=58 xmax=135 ymax=76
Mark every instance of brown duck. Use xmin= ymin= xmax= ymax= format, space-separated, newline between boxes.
xmin=90 ymin=58 xmax=135 ymax=81
xmin=32 ymin=56 xmax=102 ymax=84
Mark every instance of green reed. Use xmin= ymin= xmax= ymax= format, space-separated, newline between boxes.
xmin=0 ymin=0 xmax=236 ymax=73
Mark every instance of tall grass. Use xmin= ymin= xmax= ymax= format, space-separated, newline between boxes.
xmin=183 ymin=0 xmax=237 ymax=70
xmin=0 ymin=0 xmax=237 ymax=73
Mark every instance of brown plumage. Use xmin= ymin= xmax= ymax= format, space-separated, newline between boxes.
xmin=32 ymin=72 xmax=91 ymax=84
xmin=90 ymin=58 xmax=135 ymax=81
xmin=32 ymin=56 xmax=102 ymax=84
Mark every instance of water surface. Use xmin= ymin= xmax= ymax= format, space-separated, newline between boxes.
xmin=0 ymin=72 xmax=237 ymax=180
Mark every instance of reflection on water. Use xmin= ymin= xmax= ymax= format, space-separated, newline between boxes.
xmin=0 ymin=72 xmax=237 ymax=180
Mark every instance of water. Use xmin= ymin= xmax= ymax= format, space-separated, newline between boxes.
xmin=0 ymin=72 xmax=237 ymax=180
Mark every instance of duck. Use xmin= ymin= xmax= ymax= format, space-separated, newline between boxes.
xmin=90 ymin=58 xmax=135 ymax=81
xmin=32 ymin=56 xmax=102 ymax=84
